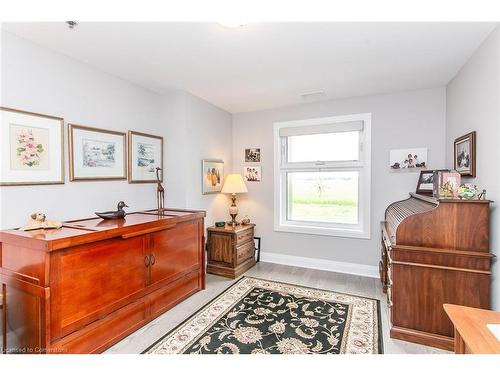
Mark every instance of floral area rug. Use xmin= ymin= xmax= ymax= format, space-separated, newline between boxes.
xmin=145 ymin=277 xmax=382 ymax=354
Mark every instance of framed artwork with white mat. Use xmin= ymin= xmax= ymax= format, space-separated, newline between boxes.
xmin=69 ymin=123 xmax=127 ymax=181
xmin=1 ymin=106 xmax=64 ymax=186
xmin=128 ymin=131 xmax=163 ymax=183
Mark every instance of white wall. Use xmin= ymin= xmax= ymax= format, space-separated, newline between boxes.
xmin=446 ymin=26 xmax=500 ymax=309
xmin=232 ymin=88 xmax=447 ymax=270
xmin=183 ymin=93 xmax=232 ymax=227
xmin=162 ymin=90 xmax=232 ymax=227
xmin=0 ymin=31 xmax=232 ymax=229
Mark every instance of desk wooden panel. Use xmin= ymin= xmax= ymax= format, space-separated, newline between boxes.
xmin=380 ymin=193 xmax=493 ymax=350
xmin=444 ymin=304 xmax=500 ymax=354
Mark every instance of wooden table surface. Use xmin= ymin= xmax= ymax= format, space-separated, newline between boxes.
xmin=444 ymin=304 xmax=500 ymax=354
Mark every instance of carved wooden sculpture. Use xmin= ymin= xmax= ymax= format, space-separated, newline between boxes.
xmin=156 ymin=167 xmax=165 ymax=211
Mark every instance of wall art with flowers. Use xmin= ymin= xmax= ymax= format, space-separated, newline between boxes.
xmin=1 ymin=107 xmax=64 ymax=186
xmin=10 ymin=124 xmax=49 ymax=170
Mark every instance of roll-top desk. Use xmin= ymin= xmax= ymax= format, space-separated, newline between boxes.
xmin=380 ymin=193 xmax=493 ymax=350
xmin=0 ymin=208 xmax=205 ymax=354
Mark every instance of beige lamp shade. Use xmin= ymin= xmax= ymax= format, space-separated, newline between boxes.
xmin=221 ymin=174 xmax=248 ymax=194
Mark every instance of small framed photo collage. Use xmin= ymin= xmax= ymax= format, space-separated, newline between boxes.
xmin=243 ymin=148 xmax=261 ymax=183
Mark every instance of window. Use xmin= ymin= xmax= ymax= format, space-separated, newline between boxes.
xmin=273 ymin=113 xmax=371 ymax=238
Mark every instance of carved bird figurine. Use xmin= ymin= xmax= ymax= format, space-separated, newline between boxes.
xmin=95 ymin=201 xmax=129 ymax=220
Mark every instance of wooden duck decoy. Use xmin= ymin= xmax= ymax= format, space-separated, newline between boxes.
xmin=95 ymin=201 xmax=129 ymax=220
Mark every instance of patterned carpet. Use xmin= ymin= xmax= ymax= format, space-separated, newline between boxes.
xmin=145 ymin=277 xmax=382 ymax=354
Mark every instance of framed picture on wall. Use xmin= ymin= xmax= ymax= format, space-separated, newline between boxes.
xmin=243 ymin=165 xmax=262 ymax=182
xmin=454 ymin=131 xmax=476 ymax=177
xmin=0 ymin=106 xmax=64 ymax=186
xmin=69 ymin=124 xmax=127 ymax=181
xmin=202 ymin=159 xmax=224 ymax=194
xmin=245 ymin=148 xmax=261 ymax=162
xmin=128 ymin=131 xmax=163 ymax=183
xmin=389 ymin=148 xmax=428 ymax=171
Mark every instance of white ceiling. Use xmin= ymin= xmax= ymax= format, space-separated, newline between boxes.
xmin=2 ymin=22 xmax=497 ymax=113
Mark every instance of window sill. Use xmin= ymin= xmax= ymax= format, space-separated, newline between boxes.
xmin=274 ymin=223 xmax=371 ymax=239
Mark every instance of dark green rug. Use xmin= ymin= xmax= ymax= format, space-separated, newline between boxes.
xmin=145 ymin=277 xmax=382 ymax=354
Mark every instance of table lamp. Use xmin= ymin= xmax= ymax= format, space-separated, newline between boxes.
xmin=221 ymin=174 xmax=248 ymax=226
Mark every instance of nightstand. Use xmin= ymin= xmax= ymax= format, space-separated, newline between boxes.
xmin=206 ymin=224 xmax=256 ymax=278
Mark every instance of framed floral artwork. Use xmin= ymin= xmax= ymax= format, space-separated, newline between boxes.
xmin=202 ymin=159 xmax=224 ymax=194
xmin=69 ymin=124 xmax=127 ymax=181
xmin=1 ymin=107 xmax=64 ymax=186
xmin=128 ymin=131 xmax=163 ymax=183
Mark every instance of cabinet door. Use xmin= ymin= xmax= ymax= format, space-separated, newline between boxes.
xmin=50 ymin=236 xmax=148 ymax=340
xmin=150 ymin=221 xmax=201 ymax=285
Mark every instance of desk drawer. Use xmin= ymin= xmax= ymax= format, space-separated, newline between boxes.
xmin=236 ymin=241 xmax=255 ymax=265
xmin=236 ymin=227 xmax=254 ymax=246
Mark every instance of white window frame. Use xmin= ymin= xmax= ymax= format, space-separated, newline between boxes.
xmin=273 ymin=113 xmax=371 ymax=239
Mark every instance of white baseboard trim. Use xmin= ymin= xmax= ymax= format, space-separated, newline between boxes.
xmin=260 ymin=252 xmax=379 ymax=279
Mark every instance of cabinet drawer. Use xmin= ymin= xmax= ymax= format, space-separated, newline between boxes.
xmin=51 ymin=299 xmax=147 ymax=354
xmin=149 ymin=270 xmax=200 ymax=317
xmin=236 ymin=228 xmax=254 ymax=245
xmin=236 ymin=241 xmax=255 ymax=265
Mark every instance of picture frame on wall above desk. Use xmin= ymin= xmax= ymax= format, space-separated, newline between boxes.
xmin=454 ymin=131 xmax=476 ymax=177
xmin=128 ymin=131 xmax=164 ymax=183
xmin=0 ymin=106 xmax=64 ymax=186
xmin=68 ymin=123 xmax=127 ymax=181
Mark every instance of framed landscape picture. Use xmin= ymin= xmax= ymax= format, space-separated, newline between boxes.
xmin=202 ymin=159 xmax=224 ymax=194
xmin=1 ymin=107 xmax=64 ymax=186
xmin=454 ymin=131 xmax=476 ymax=177
xmin=69 ymin=124 xmax=127 ymax=181
xmin=128 ymin=131 xmax=163 ymax=183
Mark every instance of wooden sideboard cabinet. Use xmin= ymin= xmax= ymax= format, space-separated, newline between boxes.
xmin=380 ymin=193 xmax=493 ymax=351
xmin=0 ymin=208 xmax=206 ymax=354
xmin=206 ymin=224 xmax=256 ymax=278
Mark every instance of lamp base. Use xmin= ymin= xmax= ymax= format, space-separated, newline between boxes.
xmin=227 ymin=213 xmax=240 ymax=226
xmin=227 ymin=194 xmax=240 ymax=227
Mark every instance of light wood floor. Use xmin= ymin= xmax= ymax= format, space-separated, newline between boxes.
xmin=106 ymin=262 xmax=448 ymax=354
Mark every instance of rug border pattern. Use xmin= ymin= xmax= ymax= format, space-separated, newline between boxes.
xmin=144 ymin=276 xmax=383 ymax=354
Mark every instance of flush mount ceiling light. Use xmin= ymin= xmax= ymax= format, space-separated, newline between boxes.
xmin=66 ymin=21 xmax=78 ymax=29
xmin=300 ymin=90 xmax=327 ymax=101
xmin=217 ymin=21 xmax=247 ymax=28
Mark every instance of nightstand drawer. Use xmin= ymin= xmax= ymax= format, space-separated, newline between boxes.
xmin=236 ymin=241 xmax=255 ymax=265
xmin=236 ymin=227 xmax=254 ymax=245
